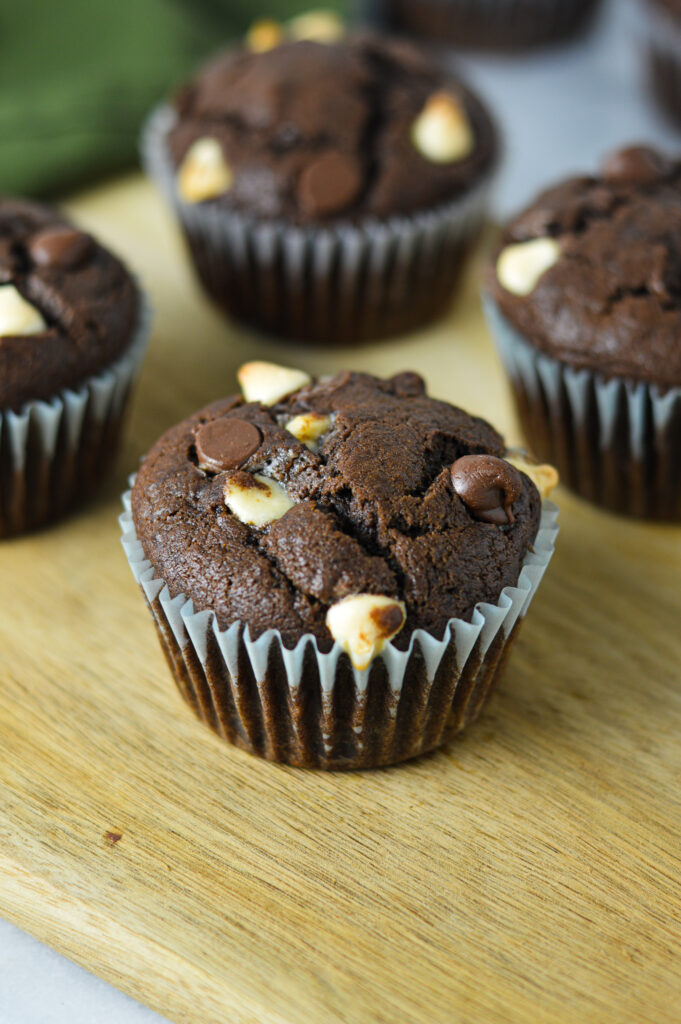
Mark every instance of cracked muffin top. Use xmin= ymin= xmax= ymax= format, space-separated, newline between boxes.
xmin=131 ymin=363 xmax=546 ymax=656
xmin=0 ymin=198 xmax=139 ymax=410
xmin=166 ymin=31 xmax=498 ymax=224
xmin=486 ymin=145 xmax=681 ymax=389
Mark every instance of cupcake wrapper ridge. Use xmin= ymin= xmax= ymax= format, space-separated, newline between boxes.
xmin=0 ymin=287 xmax=151 ymax=538
xmin=141 ymin=104 xmax=494 ymax=344
xmin=120 ymin=481 xmax=558 ymax=770
xmin=484 ymin=296 xmax=681 ymax=520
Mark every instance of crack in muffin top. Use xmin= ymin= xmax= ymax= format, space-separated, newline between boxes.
xmin=0 ymin=198 xmax=140 ymax=410
xmin=132 ymin=369 xmax=541 ymax=649
xmin=487 ymin=146 xmax=681 ymax=389
xmin=167 ymin=33 xmax=498 ymax=225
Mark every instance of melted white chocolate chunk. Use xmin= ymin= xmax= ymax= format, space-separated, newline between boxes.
xmin=326 ymin=594 xmax=407 ymax=671
xmin=223 ymin=473 xmax=294 ymax=527
xmin=496 ymin=237 xmax=561 ymax=296
xmin=287 ymin=9 xmax=345 ymax=42
xmin=411 ymin=91 xmax=474 ymax=165
xmin=177 ymin=138 xmax=233 ymax=204
xmin=0 ymin=284 xmax=46 ymax=337
xmin=285 ymin=412 xmax=331 ymax=449
xmin=246 ymin=18 xmax=284 ymax=52
xmin=505 ymin=453 xmax=559 ymax=499
xmin=238 ymin=361 xmax=311 ymax=406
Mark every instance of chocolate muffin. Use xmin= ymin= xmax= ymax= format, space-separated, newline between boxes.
xmin=122 ymin=362 xmax=558 ymax=770
xmin=484 ymin=145 xmax=681 ymax=520
xmin=643 ymin=0 xmax=681 ymax=128
xmin=0 ymin=198 xmax=149 ymax=537
xmin=141 ymin=26 xmax=499 ymax=343
xmin=381 ymin=0 xmax=602 ymax=51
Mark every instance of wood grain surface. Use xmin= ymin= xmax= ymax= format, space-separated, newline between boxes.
xmin=1 ymin=177 xmax=680 ymax=1024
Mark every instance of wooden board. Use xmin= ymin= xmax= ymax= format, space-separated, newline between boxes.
xmin=1 ymin=176 xmax=680 ymax=1024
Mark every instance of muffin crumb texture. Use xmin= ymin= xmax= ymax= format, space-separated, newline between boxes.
xmin=132 ymin=367 xmax=541 ymax=650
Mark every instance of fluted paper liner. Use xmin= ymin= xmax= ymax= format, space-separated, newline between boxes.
xmin=0 ymin=289 xmax=151 ymax=537
xmin=141 ymin=104 xmax=494 ymax=343
xmin=484 ymin=296 xmax=681 ymax=520
xmin=120 ymin=482 xmax=558 ymax=770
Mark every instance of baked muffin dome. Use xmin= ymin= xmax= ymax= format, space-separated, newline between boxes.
xmin=167 ymin=33 xmax=498 ymax=225
xmin=0 ymin=198 xmax=139 ymax=410
xmin=487 ymin=145 xmax=681 ymax=390
xmin=132 ymin=365 xmax=542 ymax=648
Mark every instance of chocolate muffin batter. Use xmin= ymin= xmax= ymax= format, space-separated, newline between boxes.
xmin=488 ymin=146 xmax=681 ymax=389
xmin=167 ymin=33 xmax=498 ymax=224
xmin=0 ymin=198 xmax=139 ymax=410
xmin=132 ymin=370 xmax=540 ymax=648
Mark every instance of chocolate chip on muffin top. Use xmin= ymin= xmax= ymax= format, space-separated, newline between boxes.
xmin=167 ymin=31 xmax=498 ymax=224
xmin=487 ymin=145 xmax=681 ymax=389
xmin=132 ymin=364 xmax=544 ymax=658
xmin=0 ymin=198 xmax=139 ymax=410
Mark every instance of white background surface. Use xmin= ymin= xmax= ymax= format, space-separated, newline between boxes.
xmin=1 ymin=0 xmax=679 ymax=1020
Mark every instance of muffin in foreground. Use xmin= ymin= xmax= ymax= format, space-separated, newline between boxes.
xmin=121 ymin=363 xmax=558 ymax=770
xmin=381 ymin=0 xmax=602 ymax=51
xmin=0 ymin=198 xmax=149 ymax=537
xmin=642 ymin=0 xmax=681 ymax=127
xmin=484 ymin=145 xmax=681 ymax=521
xmin=141 ymin=22 xmax=499 ymax=343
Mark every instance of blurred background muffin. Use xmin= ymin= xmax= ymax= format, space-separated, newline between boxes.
xmin=484 ymin=145 xmax=681 ymax=520
xmin=642 ymin=0 xmax=681 ymax=127
xmin=378 ymin=0 xmax=603 ymax=51
xmin=142 ymin=22 xmax=499 ymax=343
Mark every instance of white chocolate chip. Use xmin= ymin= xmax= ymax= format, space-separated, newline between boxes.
xmin=238 ymin=361 xmax=311 ymax=407
xmin=224 ymin=473 xmax=294 ymax=527
xmin=505 ymin=453 xmax=559 ymax=499
xmin=326 ymin=594 xmax=406 ymax=671
xmin=285 ymin=412 xmax=331 ymax=449
xmin=177 ymin=138 xmax=233 ymax=204
xmin=0 ymin=284 xmax=46 ymax=337
xmin=411 ymin=91 xmax=474 ymax=165
xmin=246 ymin=18 xmax=284 ymax=52
xmin=496 ymin=237 xmax=561 ymax=297
xmin=287 ymin=9 xmax=345 ymax=42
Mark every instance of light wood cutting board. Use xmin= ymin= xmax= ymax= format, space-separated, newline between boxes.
xmin=1 ymin=177 xmax=680 ymax=1024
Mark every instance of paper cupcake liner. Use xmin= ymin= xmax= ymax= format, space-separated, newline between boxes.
xmin=119 ymin=482 xmax=558 ymax=770
xmin=141 ymin=104 xmax=495 ymax=344
xmin=0 ymin=290 xmax=151 ymax=538
xmin=484 ymin=297 xmax=681 ymax=520
xmin=377 ymin=0 xmax=601 ymax=49
xmin=641 ymin=0 xmax=681 ymax=127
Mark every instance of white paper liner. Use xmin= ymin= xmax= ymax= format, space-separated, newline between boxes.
xmin=484 ymin=295 xmax=681 ymax=519
xmin=141 ymin=104 xmax=496 ymax=343
xmin=0 ymin=286 xmax=151 ymax=536
xmin=120 ymin=478 xmax=558 ymax=768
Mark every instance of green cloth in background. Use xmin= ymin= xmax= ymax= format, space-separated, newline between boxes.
xmin=0 ymin=0 xmax=348 ymax=198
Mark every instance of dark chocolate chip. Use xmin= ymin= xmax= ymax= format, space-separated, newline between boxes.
xmin=195 ymin=418 xmax=262 ymax=472
xmin=451 ymin=454 xmax=523 ymax=526
xmin=29 ymin=227 xmax=93 ymax=269
xmin=297 ymin=150 xmax=362 ymax=218
xmin=601 ymin=146 xmax=670 ymax=187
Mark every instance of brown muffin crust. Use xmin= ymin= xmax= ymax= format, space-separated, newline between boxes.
xmin=0 ymin=198 xmax=139 ymax=411
xmin=132 ymin=371 xmax=540 ymax=648
xmin=167 ymin=33 xmax=498 ymax=225
xmin=487 ymin=146 xmax=681 ymax=389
